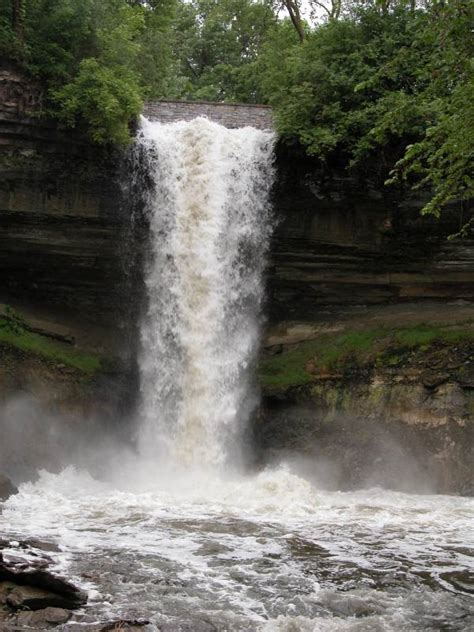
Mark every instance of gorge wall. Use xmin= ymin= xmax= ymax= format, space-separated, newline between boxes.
xmin=0 ymin=76 xmax=473 ymax=493
xmin=0 ymin=68 xmax=136 ymax=432
xmin=0 ymin=68 xmax=127 ymax=329
xmin=269 ymin=145 xmax=474 ymax=320
xmin=259 ymin=145 xmax=474 ymax=495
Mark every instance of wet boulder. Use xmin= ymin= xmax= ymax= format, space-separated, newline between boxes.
xmin=14 ymin=606 xmax=72 ymax=628
xmin=0 ymin=541 xmax=88 ymax=626
xmin=7 ymin=584 xmax=78 ymax=610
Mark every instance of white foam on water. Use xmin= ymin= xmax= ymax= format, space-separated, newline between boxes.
xmin=1 ymin=466 xmax=473 ymax=629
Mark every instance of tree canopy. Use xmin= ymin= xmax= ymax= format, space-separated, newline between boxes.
xmin=0 ymin=0 xmax=176 ymax=143
xmin=0 ymin=0 xmax=472 ymax=220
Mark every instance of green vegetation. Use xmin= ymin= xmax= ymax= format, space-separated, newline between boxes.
xmin=394 ymin=323 xmax=474 ymax=348
xmin=170 ymin=0 xmax=276 ymax=102
xmin=259 ymin=322 xmax=474 ymax=391
xmin=0 ymin=0 xmax=472 ymax=221
xmin=259 ymin=328 xmax=384 ymax=390
xmin=258 ymin=1 xmax=473 ymax=218
xmin=0 ymin=313 xmax=102 ymax=374
xmin=0 ymin=0 xmax=176 ymax=144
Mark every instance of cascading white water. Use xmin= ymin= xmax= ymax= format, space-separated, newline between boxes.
xmin=135 ymin=116 xmax=275 ymax=469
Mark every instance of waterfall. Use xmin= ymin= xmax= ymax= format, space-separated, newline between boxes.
xmin=135 ymin=116 xmax=275 ymax=469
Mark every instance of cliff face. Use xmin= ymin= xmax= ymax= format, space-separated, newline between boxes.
xmin=259 ymin=146 xmax=474 ymax=494
xmin=0 ymin=69 xmax=137 ymax=455
xmin=0 ymin=77 xmax=473 ymax=493
xmin=0 ymin=68 xmax=129 ymax=335
xmin=269 ymin=145 xmax=474 ymax=321
xmin=257 ymin=317 xmax=474 ymax=495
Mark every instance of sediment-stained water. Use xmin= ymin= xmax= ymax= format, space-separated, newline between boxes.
xmin=136 ymin=116 xmax=274 ymax=469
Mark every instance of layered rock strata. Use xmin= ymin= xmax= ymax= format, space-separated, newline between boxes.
xmin=258 ymin=310 xmax=474 ymax=494
xmin=0 ymin=67 xmax=130 ymax=332
xmin=269 ymin=145 xmax=474 ymax=321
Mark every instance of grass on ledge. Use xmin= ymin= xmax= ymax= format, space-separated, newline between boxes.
xmin=394 ymin=323 xmax=473 ymax=347
xmin=259 ymin=322 xmax=474 ymax=392
xmin=0 ymin=317 xmax=101 ymax=374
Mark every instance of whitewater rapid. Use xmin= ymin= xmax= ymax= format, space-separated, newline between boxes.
xmin=135 ymin=116 xmax=274 ymax=469
xmin=1 ymin=466 xmax=473 ymax=630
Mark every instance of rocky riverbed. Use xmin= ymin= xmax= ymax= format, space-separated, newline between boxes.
xmin=0 ymin=504 xmax=148 ymax=631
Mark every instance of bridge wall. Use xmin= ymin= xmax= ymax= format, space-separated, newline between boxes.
xmin=142 ymin=100 xmax=273 ymax=129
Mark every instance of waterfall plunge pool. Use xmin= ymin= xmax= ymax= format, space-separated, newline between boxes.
xmin=1 ymin=464 xmax=473 ymax=631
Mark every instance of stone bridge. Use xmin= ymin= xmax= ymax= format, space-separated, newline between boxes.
xmin=142 ymin=100 xmax=273 ymax=129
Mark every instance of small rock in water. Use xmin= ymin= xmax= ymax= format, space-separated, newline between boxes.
xmin=0 ymin=474 xmax=18 ymax=501
xmin=99 ymin=619 xmax=150 ymax=630
xmin=7 ymin=584 xmax=76 ymax=610
xmin=15 ymin=606 xmax=72 ymax=628
xmin=0 ymin=580 xmax=17 ymax=604
xmin=23 ymin=538 xmax=62 ymax=553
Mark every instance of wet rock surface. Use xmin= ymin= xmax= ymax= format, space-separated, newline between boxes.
xmin=96 ymin=620 xmax=150 ymax=631
xmin=12 ymin=605 xmax=72 ymax=628
xmin=0 ymin=547 xmax=86 ymax=606
xmin=0 ymin=539 xmax=86 ymax=628
xmin=0 ymin=541 xmax=159 ymax=630
xmin=6 ymin=584 xmax=78 ymax=610
xmin=258 ymin=315 xmax=474 ymax=495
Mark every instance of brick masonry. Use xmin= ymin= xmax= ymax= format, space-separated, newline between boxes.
xmin=142 ymin=100 xmax=274 ymax=130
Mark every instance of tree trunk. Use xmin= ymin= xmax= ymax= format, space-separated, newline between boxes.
xmin=283 ymin=0 xmax=305 ymax=42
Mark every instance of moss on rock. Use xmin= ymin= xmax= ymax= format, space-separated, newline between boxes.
xmin=0 ymin=317 xmax=102 ymax=375
xmin=259 ymin=322 xmax=474 ymax=393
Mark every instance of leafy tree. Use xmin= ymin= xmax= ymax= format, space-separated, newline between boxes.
xmin=258 ymin=7 xmax=418 ymax=161
xmin=0 ymin=0 xmax=176 ymax=143
xmin=11 ymin=0 xmax=25 ymax=38
xmin=127 ymin=0 xmax=177 ymax=99
xmin=170 ymin=0 xmax=277 ymax=101
xmin=0 ymin=0 xmax=472 ymax=229
xmin=258 ymin=1 xmax=473 ymax=224
xmin=281 ymin=0 xmax=305 ymax=41
xmin=387 ymin=0 xmax=474 ymax=218
xmin=50 ymin=0 xmax=145 ymax=144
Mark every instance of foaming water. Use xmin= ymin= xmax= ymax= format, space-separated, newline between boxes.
xmin=135 ymin=116 xmax=274 ymax=469
xmin=2 ymin=467 xmax=473 ymax=630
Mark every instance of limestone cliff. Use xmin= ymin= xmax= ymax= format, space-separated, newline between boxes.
xmin=0 ymin=67 xmax=130 ymax=333
xmin=257 ymin=311 xmax=474 ymax=495
xmin=0 ymin=68 xmax=137 ymax=447
xmin=270 ymin=144 xmax=474 ymax=320
xmin=258 ymin=146 xmax=474 ymax=494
